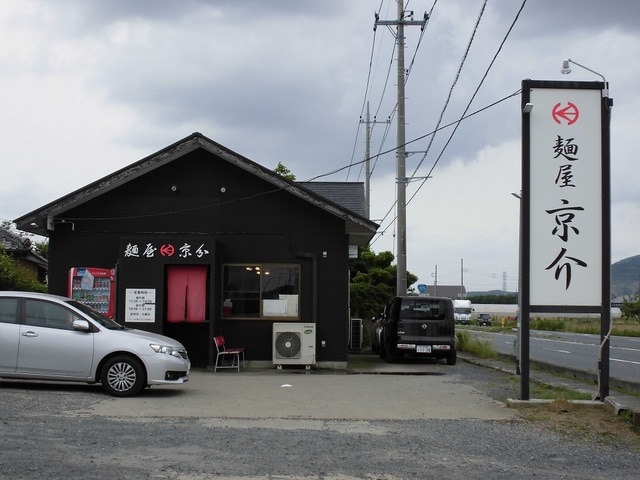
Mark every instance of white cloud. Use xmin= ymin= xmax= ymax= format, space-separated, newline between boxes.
xmin=0 ymin=0 xmax=637 ymax=292
xmin=370 ymin=140 xmax=521 ymax=291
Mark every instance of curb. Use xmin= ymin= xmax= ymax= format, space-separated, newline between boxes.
xmin=459 ymin=352 xmax=640 ymax=427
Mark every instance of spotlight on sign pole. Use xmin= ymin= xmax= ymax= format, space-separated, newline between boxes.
xmin=561 ymin=58 xmax=609 ymax=97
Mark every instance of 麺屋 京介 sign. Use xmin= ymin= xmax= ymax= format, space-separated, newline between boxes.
xmin=522 ymin=79 xmax=610 ymax=310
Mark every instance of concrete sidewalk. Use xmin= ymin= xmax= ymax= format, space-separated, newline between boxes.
xmin=88 ymin=359 xmax=515 ymax=421
xmin=84 ymin=351 xmax=640 ymax=426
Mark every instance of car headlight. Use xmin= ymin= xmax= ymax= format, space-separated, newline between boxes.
xmin=150 ymin=344 xmax=183 ymax=358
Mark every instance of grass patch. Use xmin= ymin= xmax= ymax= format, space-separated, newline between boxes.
xmin=483 ymin=317 xmax=640 ymax=337
xmin=530 ymin=318 xmax=640 ymax=337
xmin=528 ymin=381 xmax=593 ymax=401
xmin=456 ymin=330 xmax=498 ymax=359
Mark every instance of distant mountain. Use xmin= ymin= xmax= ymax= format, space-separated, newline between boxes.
xmin=612 ymin=254 xmax=640 ymax=298
xmin=467 ymin=255 xmax=640 ymax=299
xmin=467 ymin=290 xmax=515 ymax=297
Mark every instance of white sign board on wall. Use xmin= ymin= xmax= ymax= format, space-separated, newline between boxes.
xmin=527 ymin=86 xmax=603 ymax=307
xmin=125 ymin=288 xmax=156 ymax=322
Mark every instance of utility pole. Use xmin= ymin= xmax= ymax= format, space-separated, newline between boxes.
xmin=375 ymin=2 xmax=428 ymax=296
xmin=360 ymin=102 xmax=391 ymax=219
xmin=364 ymin=102 xmax=371 ymax=219
xmin=360 ymin=102 xmax=375 ymax=218
xmin=432 ymin=264 xmax=438 ymax=296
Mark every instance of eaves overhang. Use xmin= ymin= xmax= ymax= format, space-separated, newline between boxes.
xmin=14 ymin=133 xmax=379 ymax=245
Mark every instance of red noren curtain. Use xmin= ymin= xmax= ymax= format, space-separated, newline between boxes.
xmin=167 ymin=265 xmax=207 ymax=323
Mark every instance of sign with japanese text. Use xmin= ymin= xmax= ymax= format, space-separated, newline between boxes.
xmin=524 ymin=81 xmax=606 ymax=308
xmin=120 ymin=237 xmax=214 ymax=264
xmin=125 ymin=288 xmax=156 ymax=323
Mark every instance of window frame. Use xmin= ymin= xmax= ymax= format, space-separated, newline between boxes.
xmin=222 ymin=263 xmax=300 ymax=320
xmin=24 ymin=299 xmax=84 ymax=330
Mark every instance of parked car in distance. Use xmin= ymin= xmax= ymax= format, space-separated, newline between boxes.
xmin=0 ymin=291 xmax=190 ymax=396
xmin=476 ymin=313 xmax=493 ymax=327
xmin=380 ymin=296 xmax=457 ymax=365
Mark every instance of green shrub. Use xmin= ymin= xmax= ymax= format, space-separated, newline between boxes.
xmin=530 ymin=318 xmax=567 ymax=331
xmin=0 ymin=246 xmax=47 ymax=292
xmin=456 ymin=330 xmax=498 ymax=359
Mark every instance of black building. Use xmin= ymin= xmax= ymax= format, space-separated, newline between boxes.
xmin=14 ymin=133 xmax=378 ymax=368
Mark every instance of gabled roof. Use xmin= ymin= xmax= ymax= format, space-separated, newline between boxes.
xmin=14 ymin=132 xmax=378 ymax=246
xmin=0 ymin=228 xmax=48 ymax=270
xmin=0 ymin=228 xmax=32 ymax=252
xmin=297 ymin=182 xmax=366 ymax=218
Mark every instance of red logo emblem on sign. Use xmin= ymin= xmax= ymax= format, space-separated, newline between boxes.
xmin=159 ymin=244 xmax=175 ymax=257
xmin=552 ymin=102 xmax=579 ymax=125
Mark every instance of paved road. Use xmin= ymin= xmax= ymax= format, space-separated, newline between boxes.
xmin=1 ymin=357 xmax=639 ymax=479
xmin=471 ymin=329 xmax=640 ymax=386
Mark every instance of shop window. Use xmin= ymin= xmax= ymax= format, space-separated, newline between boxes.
xmin=222 ymin=264 xmax=299 ymax=319
xmin=166 ymin=265 xmax=209 ymax=323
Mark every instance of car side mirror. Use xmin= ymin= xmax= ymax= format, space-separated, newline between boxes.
xmin=72 ymin=319 xmax=91 ymax=332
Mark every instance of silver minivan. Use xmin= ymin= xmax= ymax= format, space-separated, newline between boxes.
xmin=0 ymin=291 xmax=190 ymax=396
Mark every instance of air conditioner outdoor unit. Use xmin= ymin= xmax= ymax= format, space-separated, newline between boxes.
xmin=272 ymin=322 xmax=316 ymax=369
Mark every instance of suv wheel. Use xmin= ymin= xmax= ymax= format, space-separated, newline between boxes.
xmin=446 ymin=350 xmax=457 ymax=366
xmin=101 ymin=355 xmax=146 ymax=397
xmin=385 ymin=342 xmax=397 ymax=363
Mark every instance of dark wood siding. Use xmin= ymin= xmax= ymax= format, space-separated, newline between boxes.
xmin=46 ymin=148 xmax=350 ymax=367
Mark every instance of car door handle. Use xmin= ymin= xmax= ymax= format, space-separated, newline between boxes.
xmin=22 ymin=331 xmax=38 ymax=337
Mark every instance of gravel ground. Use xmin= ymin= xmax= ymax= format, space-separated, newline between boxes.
xmin=1 ymin=360 xmax=639 ymax=480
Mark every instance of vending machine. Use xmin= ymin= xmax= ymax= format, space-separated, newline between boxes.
xmin=68 ymin=267 xmax=116 ymax=319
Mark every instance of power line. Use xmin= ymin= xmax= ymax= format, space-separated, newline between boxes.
xmin=369 ymin=88 xmax=521 ymax=245
xmin=409 ymin=0 xmax=488 ymax=181
xmin=372 ymin=0 xmax=527 ymax=240
xmin=306 ymin=90 xmax=521 ymax=184
xmin=406 ymin=0 xmax=529 ymax=208
xmin=352 ymin=1 xmax=436 ymax=185
xmin=346 ymin=4 xmax=384 ymax=182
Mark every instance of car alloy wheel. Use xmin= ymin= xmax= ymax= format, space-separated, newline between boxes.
xmin=101 ymin=355 xmax=145 ymax=397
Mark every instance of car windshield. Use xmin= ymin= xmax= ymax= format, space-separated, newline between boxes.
xmin=400 ymin=300 xmax=448 ymax=320
xmin=67 ymin=300 xmax=126 ymax=330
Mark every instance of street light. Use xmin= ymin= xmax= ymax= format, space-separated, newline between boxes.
xmin=561 ymin=58 xmax=613 ymax=400
xmin=561 ymin=58 xmax=609 ymax=97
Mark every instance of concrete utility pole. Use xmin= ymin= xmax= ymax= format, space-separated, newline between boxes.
xmin=361 ymin=102 xmax=372 ymax=219
xmin=375 ymin=2 xmax=428 ymax=296
xmin=360 ymin=102 xmax=391 ymax=219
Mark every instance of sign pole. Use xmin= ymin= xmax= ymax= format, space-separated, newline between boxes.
xmin=598 ymin=89 xmax=613 ymax=399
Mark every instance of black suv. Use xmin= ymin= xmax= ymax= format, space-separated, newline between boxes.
xmin=380 ymin=296 xmax=457 ymax=365
xmin=476 ymin=313 xmax=493 ymax=327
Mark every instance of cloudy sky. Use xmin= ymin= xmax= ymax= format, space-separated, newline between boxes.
xmin=1 ymin=0 xmax=638 ymax=292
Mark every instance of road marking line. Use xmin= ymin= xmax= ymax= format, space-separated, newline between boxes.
xmin=611 ymin=358 xmax=640 ymax=366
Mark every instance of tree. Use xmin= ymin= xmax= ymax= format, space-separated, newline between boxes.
xmin=349 ymin=246 xmax=417 ymax=322
xmin=0 ymin=245 xmax=47 ymax=292
xmin=274 ymin=162 xmax=296 ymax=181
xmin=471 ymin=294 xmax=518 ymax=304
xmin=0 ymin=222 xmax=47 ymax=292
xmin=34 ymin=240 xmax=49 ymax=259
xmin=620 ymin=297 xmax=640 ymax=324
